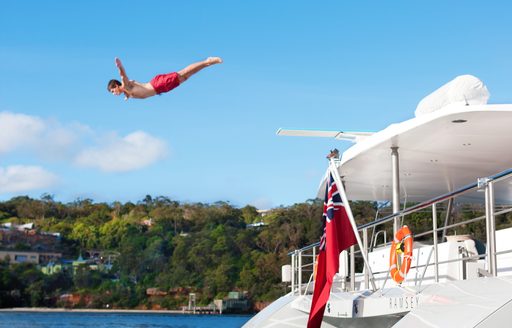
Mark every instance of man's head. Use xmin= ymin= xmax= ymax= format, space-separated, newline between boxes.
xmin=107 ymin=79 xmax=122 ymax=95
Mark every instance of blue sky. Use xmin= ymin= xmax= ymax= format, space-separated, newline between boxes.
xmin=1 ymin=1 xmax=512 ymax=209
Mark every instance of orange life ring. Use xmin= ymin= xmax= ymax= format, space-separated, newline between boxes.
xmin=389 ymin=225 xmax=413 ymax=284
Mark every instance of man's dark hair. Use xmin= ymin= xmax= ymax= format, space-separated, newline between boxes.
xmin=107 ymin=79 xmax=121 ymax=91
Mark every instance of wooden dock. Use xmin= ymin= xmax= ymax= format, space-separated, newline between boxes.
xmin=181 ymin=305 xmax=221 ymax=314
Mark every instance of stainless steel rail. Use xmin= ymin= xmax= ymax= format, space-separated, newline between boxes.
xmin=287 ymin=167 xmax=512 ymax=296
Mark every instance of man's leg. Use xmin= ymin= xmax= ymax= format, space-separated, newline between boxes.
xmin=177 ymin=57 xmax=223 ymax=83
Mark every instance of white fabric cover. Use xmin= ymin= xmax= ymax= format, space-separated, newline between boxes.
xmin=415 ymin=75 xmax=490 ymax=117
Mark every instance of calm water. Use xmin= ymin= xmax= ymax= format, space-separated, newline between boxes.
xmin=0 ymin=312 xmax=252 ymax=328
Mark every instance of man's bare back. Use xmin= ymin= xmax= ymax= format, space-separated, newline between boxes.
xmin=107 ymin=57 xmax=222 ymax=101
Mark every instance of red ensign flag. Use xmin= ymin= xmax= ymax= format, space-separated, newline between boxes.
xmin=307 ymin=173 xmax=357 ymax=328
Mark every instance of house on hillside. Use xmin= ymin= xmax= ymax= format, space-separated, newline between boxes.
xmin=0 ymin=250 xmax=61 ymax=265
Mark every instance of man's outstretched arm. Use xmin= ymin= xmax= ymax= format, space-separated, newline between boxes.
xmin=115 ymin=57 xmax=130 ymax=85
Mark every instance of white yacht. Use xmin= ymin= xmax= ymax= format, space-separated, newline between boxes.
xmin=244 ymin=75 xmax=512 ymax=327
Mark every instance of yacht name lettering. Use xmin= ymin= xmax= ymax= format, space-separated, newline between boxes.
xmin=388 ymin=296 xmax=419 ymax=310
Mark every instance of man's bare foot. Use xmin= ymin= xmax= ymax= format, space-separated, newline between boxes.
xmin=206 ymin=57 xmax=223 ymax=65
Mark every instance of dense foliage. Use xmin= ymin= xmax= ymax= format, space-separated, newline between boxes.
xmin=1 ymin=194 xmax=500 ymax=310
xmin=1 ymin=195 xmax=374 ymax=309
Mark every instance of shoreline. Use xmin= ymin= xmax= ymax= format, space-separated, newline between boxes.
xmin=0 ymin=308 xmax=254 ymax=316
xmin=0 ymin=307 xmax=187 ymax=314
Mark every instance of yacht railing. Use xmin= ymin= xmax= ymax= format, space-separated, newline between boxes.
xmin=287 ymin=167 xmax=512 ymax=296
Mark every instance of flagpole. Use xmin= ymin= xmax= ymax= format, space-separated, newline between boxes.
xmin=329 ymin=159 xmax=377 ymax=291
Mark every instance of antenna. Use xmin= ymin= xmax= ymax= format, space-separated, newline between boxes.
xmin=276 ymin=128 xmax=374 ymax=143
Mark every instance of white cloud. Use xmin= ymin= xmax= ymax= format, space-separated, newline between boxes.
xmin=0 ymin=112 xmax=45 ymax=153
xmin=0 ymin=111 xmax=169 ymax=173
xmin=74 ymin=131 xmax=168 ymax=172
xmin=0 ymin=111 xmax=91 ymax=158
xmin=0 ymin=165 xmax=58 ymax=193
xmin=38 ymin=120 xmax=93 ymax=161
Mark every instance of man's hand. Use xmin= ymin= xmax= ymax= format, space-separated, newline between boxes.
xmin=115 ymin=57 xmax=123 ymax=68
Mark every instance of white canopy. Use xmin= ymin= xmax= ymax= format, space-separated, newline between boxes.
xmin=323 ymin=104 xmax=512 ymax=203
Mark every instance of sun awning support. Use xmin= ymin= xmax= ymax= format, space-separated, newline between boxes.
xmin=480 ymin=177 xmax=498 ymax=276
xmin=391 ymin=147 xmax=401 ymax=235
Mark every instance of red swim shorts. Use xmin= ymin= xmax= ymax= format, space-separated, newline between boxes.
xmin=150 ymin=72 xmax=181 ymax=94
